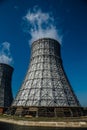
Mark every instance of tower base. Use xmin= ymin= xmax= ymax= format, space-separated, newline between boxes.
xmin=10 ymin=107 xmax=84 ymax=117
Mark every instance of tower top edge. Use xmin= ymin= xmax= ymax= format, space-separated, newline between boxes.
xmin=0 ymin=63 xmax=14 ymax=70
xmin=32 ymin=38 xmax=60 ymax=45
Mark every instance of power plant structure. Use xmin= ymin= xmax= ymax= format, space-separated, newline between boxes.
xmin=12 ymin=38 xmax=83 ymax=117
xmin=0 ymin=63 xmax=13 ymax=113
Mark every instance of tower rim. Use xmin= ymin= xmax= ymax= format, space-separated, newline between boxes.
xmin=0 ymin=63 xmax=14 ymax=70
xmin=32 ymin=38 xmax=60 ymax=46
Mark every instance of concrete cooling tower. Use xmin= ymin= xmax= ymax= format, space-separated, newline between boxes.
xmin=0 ymin=63 xmax=13 ymax=113
xmin=12 ymin=38 xmax=83 ymax=117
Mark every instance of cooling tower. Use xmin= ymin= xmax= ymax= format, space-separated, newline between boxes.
xmin=12 ymin=38 xmax=83 ymax=117
xmin=0 ymin=63 xmax=13 ymax=113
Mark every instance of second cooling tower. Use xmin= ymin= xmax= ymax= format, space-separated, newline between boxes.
xmin=0 ymin=63 xmax=13 ymax=113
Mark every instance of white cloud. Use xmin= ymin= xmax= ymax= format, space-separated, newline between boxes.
xmin=24 ymin=7 xmax=62 ymax=44
xmin=0 ymin=42 xmax=13 ymax=65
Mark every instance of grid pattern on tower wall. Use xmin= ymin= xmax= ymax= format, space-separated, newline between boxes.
xmin=12 ymin=38 xmax=80 ymax=107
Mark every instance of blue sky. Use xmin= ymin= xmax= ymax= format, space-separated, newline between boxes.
xmin=0 ymin=0 xmax=87 ymax=106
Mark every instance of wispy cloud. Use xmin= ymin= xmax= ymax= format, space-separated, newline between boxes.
xmin=14 ymin=5 xmax=19 ymax=10
xmin=0 ymin=42 xmax=13 ymax=65
xmin=23 ymin=7 xmax=62 ymax=44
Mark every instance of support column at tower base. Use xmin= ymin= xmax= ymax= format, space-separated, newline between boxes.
xmin=0 ymin=107 xmax=10 ymax=114
xmin=0 ymin=107 xmax=4 ymax=114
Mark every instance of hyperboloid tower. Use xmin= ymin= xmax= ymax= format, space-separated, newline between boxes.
xmin=12 ymin=38 xmax=83 ymax=117
xmin=0 ymin=63 xmax=13 ymax=113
